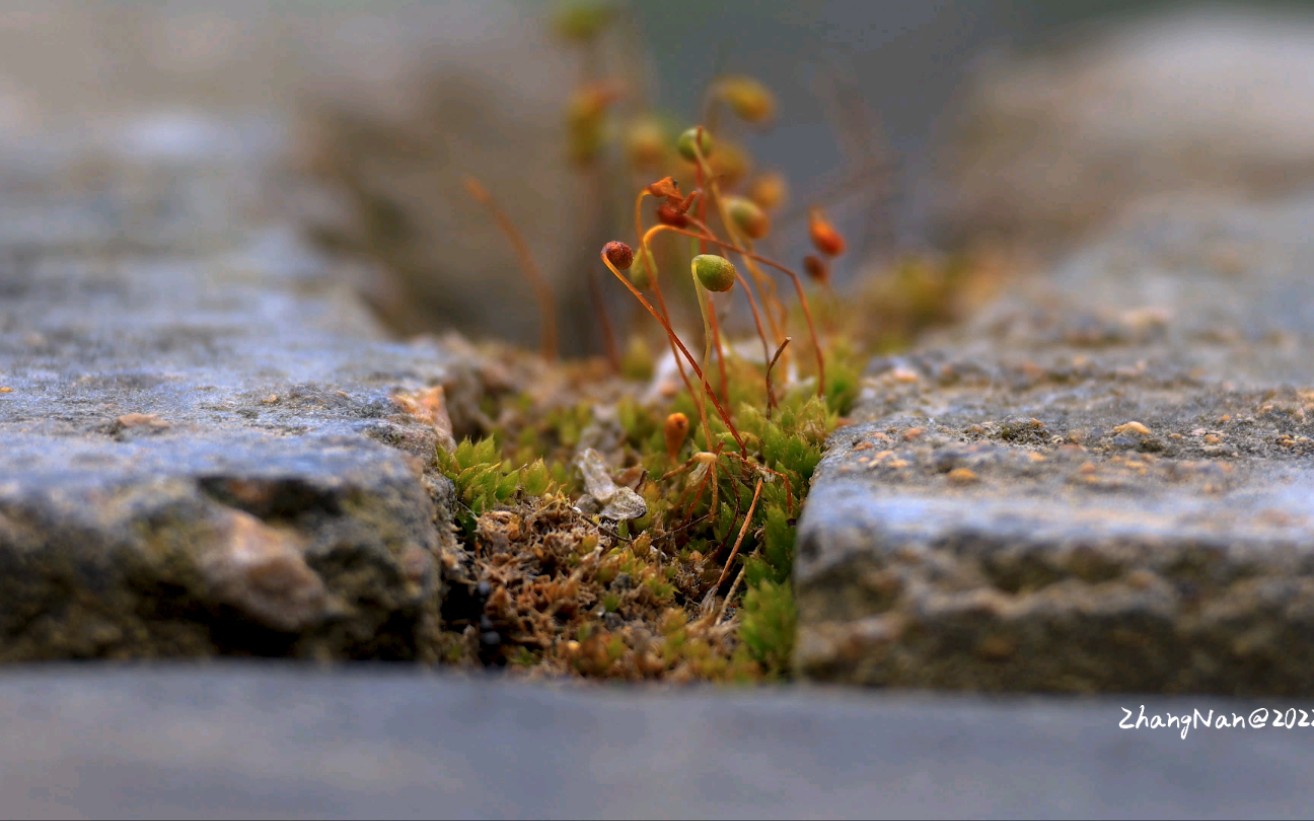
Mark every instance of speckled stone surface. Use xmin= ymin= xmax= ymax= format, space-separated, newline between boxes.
xmin=796 ymin=196 xmax=1314 ymax=693
xmin=0 ymin=115 xmax=473 ymax=660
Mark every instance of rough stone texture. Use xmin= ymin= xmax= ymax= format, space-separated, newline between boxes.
xmin=797 ymin=195 xmax=1314 ymax=694
xmin=933 ymin=6 xmax=1314 ymax=252
xmin=3 ymin=665 xmax=1312 ymax=820
xmin=0 ymin=109 xmax=470 ymax=660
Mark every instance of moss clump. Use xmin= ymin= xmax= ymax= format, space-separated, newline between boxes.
xmin=425 ymin=6 xmax=1007 ymax=684
xmin=432 ymin=332 xmax=841 ymax=682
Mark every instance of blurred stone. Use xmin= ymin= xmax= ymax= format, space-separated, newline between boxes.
xmin=0 ymin=1 xmax=586 ymax=352
xmin=3 ymin=666 xmax=1312 ymax=819
xmin=797 ymin=194 xmax=1314 ymax=694
xmin=290 ymin=6 xmax=607 ymax=354
xmin=0 ymin=99 xmax=475 ymax=659
xmin=934 ymin=6 xmax=1314 ymax=252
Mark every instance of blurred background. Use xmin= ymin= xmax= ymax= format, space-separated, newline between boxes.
xmin=3 ymin=0 xmax=1313 ymax=354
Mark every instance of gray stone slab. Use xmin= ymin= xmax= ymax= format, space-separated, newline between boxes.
xmin=796 ymin=195 xmax=1314 ymax=693
xmin=934 ymin=5 xmax=1314 ymax=251
xmin=0 ymin=665 xmax=1309 ymax=820
xmin=0 ymin=117 xmax=469 ymax=660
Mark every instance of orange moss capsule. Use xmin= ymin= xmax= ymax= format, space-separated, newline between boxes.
xmin=808 ymin=207 xmax=846 ymax=257
xmin=746 ymin=172 xmax=788 ymax=212
xmin=603 ymin=241 xmax=634 ymax=270
xmin=664 ymin=412 xmax=690 ymax=461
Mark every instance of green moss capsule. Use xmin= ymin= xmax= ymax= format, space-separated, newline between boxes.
xmin=692 ymin=254 xmax=736 ymax=293
xmin=676 ymin=127 xmax=713 ymax=162
xmin=726 ymin=196 xmax=770 ymax=240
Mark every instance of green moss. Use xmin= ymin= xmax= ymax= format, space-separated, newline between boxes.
xmin=431 ymin=337 xmax=849 ymax=682
xmin=422 ymin=9 xmax=943 ymax=684
xmin=738 ymin=579 xmax=797 ymax=676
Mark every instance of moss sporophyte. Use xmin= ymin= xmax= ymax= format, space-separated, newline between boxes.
xmin=435 ymin=1 xmax=896 ymax=682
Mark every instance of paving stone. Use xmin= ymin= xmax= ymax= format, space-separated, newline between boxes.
xmin=0 ymin=0 xmax=578 ymax=349
xmin=0 ymin=115 xmax=474 ymax=661
xmin=934 ymin=5 xmax=1314 ymax=251
xmin=2 ymin=665 xmax=1311 ymax=820
xmin=796 ymin=195 xmax=1314 ymax=694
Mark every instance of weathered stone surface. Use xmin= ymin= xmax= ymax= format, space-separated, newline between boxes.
xmin=3 ymin=665 xmax=1312 ymax=819
xmin=0 ymin=114 xmax=469 ymax=660
xmin=797 ymin=195 xmax=1314 ymax=693
xmin=934 ymin=6 xmax=1314 ymax=251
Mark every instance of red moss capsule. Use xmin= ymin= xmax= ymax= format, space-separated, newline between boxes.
xmin=808 ymin=207 xmax=846 ymax=257
xmin=603 ymin=241 xmax=634 ymax=270
xmin=803 ymin=254 xmax=829 ymax=285
xmin=656 ymin=201 xmax=690 ymax=228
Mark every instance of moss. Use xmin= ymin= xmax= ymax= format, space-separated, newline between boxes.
xmin=418 ymin=6 xmax=1004 ymax=684
xmin=431 ymin=327 xmax=844 ymax=682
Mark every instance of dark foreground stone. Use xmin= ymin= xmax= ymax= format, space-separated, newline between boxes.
xmin=796 ymin=196 xmax=1314 ymax=693
xmin=0 ymin=118 xmax=469 ymax=660
xmin=1 ymin=665 xmax=1310 ymax=820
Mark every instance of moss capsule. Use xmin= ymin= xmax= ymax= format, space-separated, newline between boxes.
xmin=624 ymin=117 xmax=669 ymax=170
xmin=552 ymin=0 xmax=615 ymax=42
xmin=716 ymin=75 xmax=776 ymax=124
xmin=603 ymin=241 xmax=634 ymax=270
xmin=628 ymin=247 xmax=652 ymax=289
xmin=656 ymin=202 xmax=690 ymax=228
xmin=664 ymin=412 xmax=690 ymax=461
xmin=808 ymin=207 xmax=846 ymax=257
xmin=676 ymin=127 xmax=713 ymax=163
xmin=803 ymin=254 xmax=829 ymax=284
xmin=692 ymin=254 xmax=736 ymax=293
xmin=726 ymin=196 xmax=770 ymax=240
xmin=747 ymin=172 xmax=788 ymax=211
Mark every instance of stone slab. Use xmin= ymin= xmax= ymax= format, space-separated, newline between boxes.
xmin=1 ymin=665 xmax=1310 ymax=820
xmin=934 ymin=5 xmax=1314 ymax=251
xmin=0 ymin=116 xmax=470 ymax=660
xmin=796 ymin=196 xmax=1314 ymax=693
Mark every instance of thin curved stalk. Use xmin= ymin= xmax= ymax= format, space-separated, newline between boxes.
xmin=640 ymin=224 xmax=774 ymax=407
xmin=645 ymin=222 xmax=826 ymax=398
xmin=600 ymin=252 xmax=746 ymax=455
xmin=463 ymin=176 xmax=558 ymax=361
